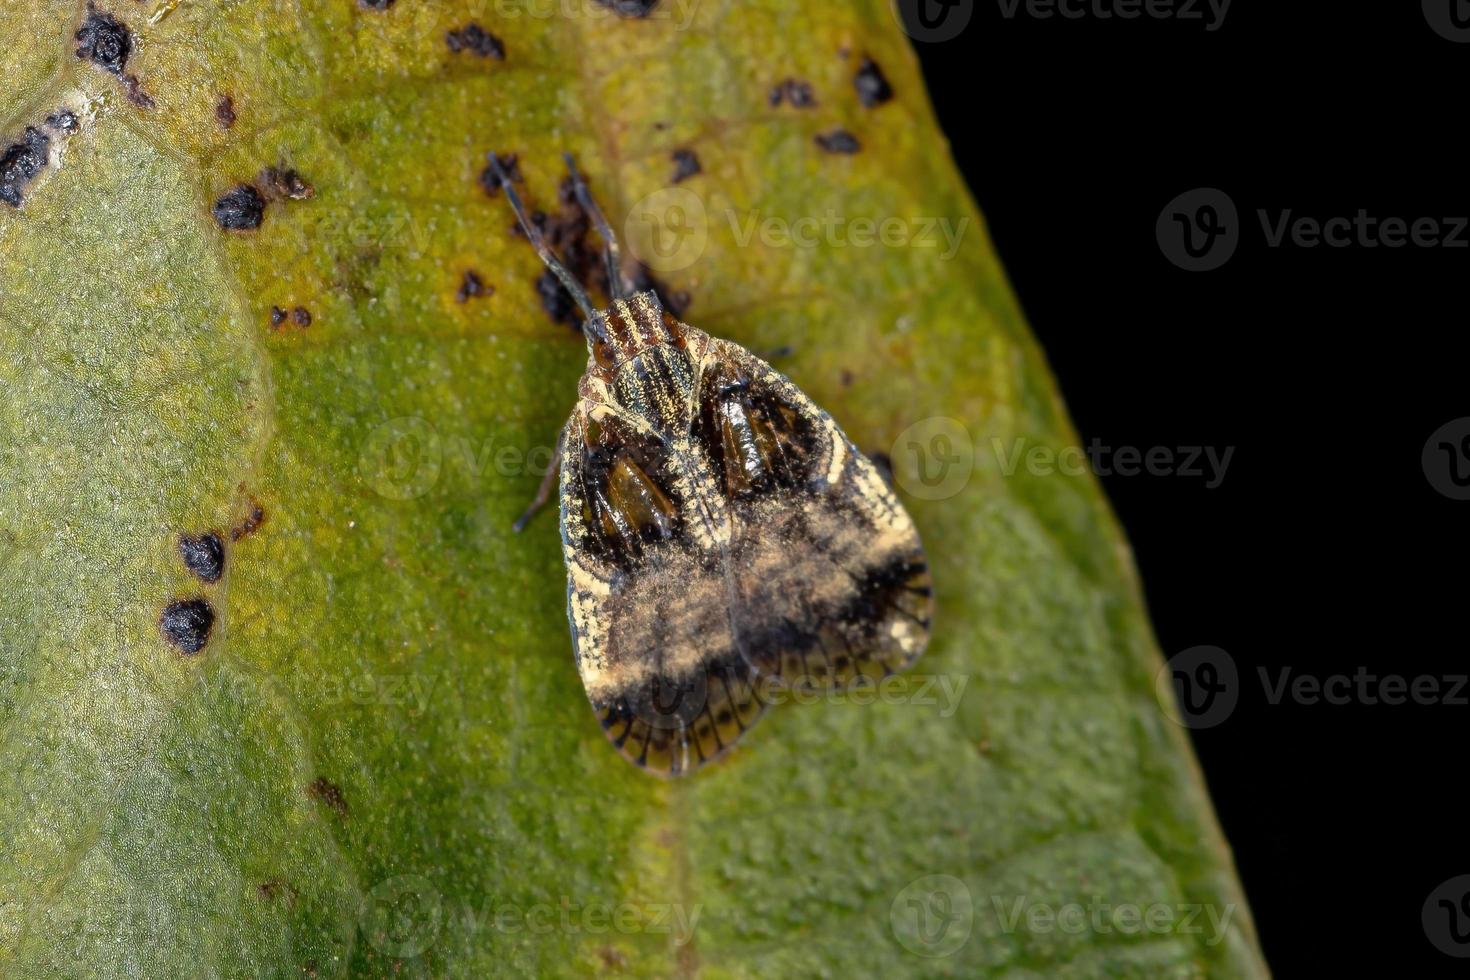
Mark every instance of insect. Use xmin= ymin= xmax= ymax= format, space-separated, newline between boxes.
xmin=493 ymin=154 xmax=932 ymax=776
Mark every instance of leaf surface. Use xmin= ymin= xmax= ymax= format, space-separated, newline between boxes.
xmin=0 ymin=1 xmax=1265 ymax=976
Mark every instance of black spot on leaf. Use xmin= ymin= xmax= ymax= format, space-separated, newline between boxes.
xmin=446 ymin=23 xmax=505 ymax=58
xmin=815 ymin=129 xmax=861 ymax=154
xmin=478 ymin=151 xmax=521 ymax=195
xmin=178 ymin=531 xmax=225 ymax=583
xmin=625 ymin=264 xmax=690 ymax=320
xmin=671 ymin=148 xmax=701 ymax=183
xmin=593 ymin=0 xmax=659 ymax=16
xmin=537 ymin=268 xmax=578 ymax=326
xmin=456 ymin=270 xmax=490 ymax=303
xmin=75 ymin=8 xmax=132 ymax=76
xmin=770 ymin=78 xmax=816 ymax=108
xmin=213 ymin=184 xmax=264 ymax=230
xmin=358 ymin=0 xmax=394 ymax=8
xmin=308 ymin=777 xmax=349 ymax=817
xmin=0 ymin=128 xmax=49 ymax=208
xmin=231 ymin=499 xmax=265 ymax=540
xmin=122 ymin=74 xmax=154 ymax=109
xmin=512 ymin=167 xmax=691 ymax=325
xmin=46 ymin=110 xmax=78 ymax=133
xmin=270 ymin=306 xmax=286 ymax=328
xmin=215 ymin=95 xmax=236 ymax=128
xmin=257 ymin=880 xmax=298 ymax=904
xmin=292 ymin=306 xmax=312 ymax=327
xmin=260 ymin=166 xmax=314 ymax=200
xmin=160 ymin=598 xmax=215 ymax=654
xmin=854 ymin=57 xmax=894 ymax=107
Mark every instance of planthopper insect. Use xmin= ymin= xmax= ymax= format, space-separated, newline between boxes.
xmin=493 ymin=154 xmax=932 ymax=776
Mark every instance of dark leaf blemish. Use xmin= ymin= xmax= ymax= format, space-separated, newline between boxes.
xmin=308 ymin=777 xmax=349 ymax=817
xmin=257 ymin=880 xmax=298 ymax=904
xmin=122 ymin=74 xmax=155 ymax=109
xmin=854 ymin=57 xmax=894 ymax=107
xmin=231 ymin=500 xmax=265 ymax=540
xmin=625 ymin=264 xmax=690 ymax=320
xmin=446 ymin=23 xmax=505 ymax=58
xmin=593 ymin=0 xmax=660 ymax=16
xmin=0 ymin=128 xmax=50 ymax=208
xmin=671 ymin=148 xmax=701 ymax=183
xmin=160 ymin=598 xmax=215 ymax=654
xmin=514 ymin=166 xmax=690 ymax=325
xmin=46 ymin=110 xmax=78 ymax=133
xmin=478 ymin=151 xmax=521 ymax=195
xmin=815 ymin=129 xmax=862 ymax=154
xmin=213 ymin=184 xmax=265 ymax=230
xmin=770 ymin=78 xmax=816 ymax=108
xmin=292 ymin=306 xmax=312 ymax=327
xmin=456 ymin=270 xmax=490 ymax=303
xmin=537 ymin=268 xmax=579 ymax=326
xmin=75 ymin=8 xmax=132 ymax=76
xmin=260 ymin=166 xmax=314 ymax=201
xmin=215 ymin=96 xmax=236 ymax=128
xmin=178 ymin=531 xmax=225 ymax=583
xmin=358 ymin=0 xmax=395 ymax=9
xmin=270 ymin=306 xmax=287 ymax=328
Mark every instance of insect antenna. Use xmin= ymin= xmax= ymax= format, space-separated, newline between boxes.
xmin=488 ymin=153 xmax=601 ymax=331
xmin=563 ymin=153 xmax=628 ymax=301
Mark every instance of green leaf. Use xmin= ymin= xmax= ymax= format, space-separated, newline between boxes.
xmin=0 ymin=1 xmax=1266 ymax=976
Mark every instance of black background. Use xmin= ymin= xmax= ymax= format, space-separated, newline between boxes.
xmin=913 ymin=1 xmax=1464 ymax=974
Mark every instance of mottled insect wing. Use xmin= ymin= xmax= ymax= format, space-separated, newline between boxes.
xmin=709 ymin=339 xmax=933 ymax=691
xmin=558 ymin=299 xmax=932 ymax=776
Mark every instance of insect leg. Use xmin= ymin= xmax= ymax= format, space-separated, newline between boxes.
xmin=512 ymin=425 xmax=567 ymax=532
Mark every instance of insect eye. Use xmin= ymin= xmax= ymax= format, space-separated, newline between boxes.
xmin=593 ymin=337 xmax=617 ymax=370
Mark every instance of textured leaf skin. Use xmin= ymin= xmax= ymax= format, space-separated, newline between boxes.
xmin=0 ymin=1 xmax=1266 ymax=977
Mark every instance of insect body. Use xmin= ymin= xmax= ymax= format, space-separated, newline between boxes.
xmin=494 ymin=156 xmax=932 ymax=776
